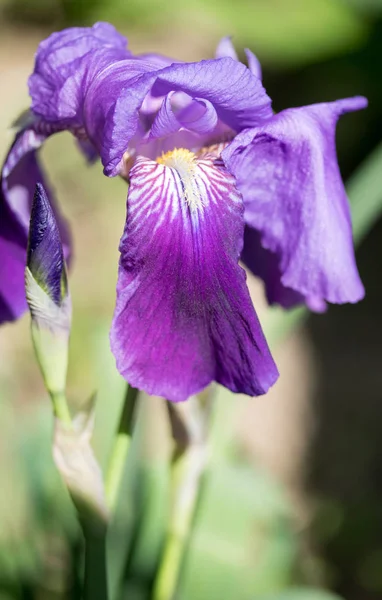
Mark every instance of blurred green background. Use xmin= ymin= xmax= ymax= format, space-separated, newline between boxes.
xmin=0 ymin=1 xmax=382 ymax=599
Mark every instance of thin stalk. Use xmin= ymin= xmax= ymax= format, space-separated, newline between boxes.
xmin=153 ymin=445 xmax=207 ymax=600
xmin=50 ymin=390 xmax=72 ymax=426
xmin=105 ymin=385 xmax=139 ymax=511
xmin=153 ymin=397 xmax=213 ymax=600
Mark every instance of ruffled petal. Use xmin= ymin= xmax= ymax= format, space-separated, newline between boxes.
xmin=29 ymin=22 xmax=130 ymax=124
xmin=110 ymin=152 xmax=278 ymax=401
xmin=98 ymin=58 xmax=272 ymax=175
xmin=223 ymin=97 xmax=367 ymax=307
xmin=0 ymin=129 xmax=70 ymax=324
xmin=28 ymin=26 xmax=272 ymax=176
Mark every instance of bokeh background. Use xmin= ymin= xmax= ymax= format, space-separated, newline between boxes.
xmin=1 ymin=1 xmax=382 ymax=599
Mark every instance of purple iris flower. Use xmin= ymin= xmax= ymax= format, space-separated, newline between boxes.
xmin=0 ymin=23 xmax=367 ymax=401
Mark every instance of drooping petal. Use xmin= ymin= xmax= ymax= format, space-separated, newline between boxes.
xmin=241 ymin=226 xmax=326 ymax=312
xmin=0 ymin=206 xmax=27 ymax=322
xmin=0 ymin=129 xmax=70 ymax=324
xmin=223 ymin=97 xmax=367 ymax=308
xmin=111 ymin=151 xmax=278 ymax=402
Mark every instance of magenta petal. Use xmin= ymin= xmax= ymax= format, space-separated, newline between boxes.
xmin=223 ymin=97 xmax=368 ymax=307
xmin=111 ymin=154 xmax=278 ymax=401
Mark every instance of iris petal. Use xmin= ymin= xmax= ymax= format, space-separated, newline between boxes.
xmin=177 ymin=98 xmax=218 ymax=134
xmin=29 ymin=22 xmax=130 ymax=124
xmin=102 ymin=58 xmax=273 ymax=175
xmin=223 ymin=97 xmax=367 ymax=308
xmin=111 ymin=152 xmax=278 ymax=401
xmin=149 ymin=94 xmax=180 ymax=139
xmin=244 ymin=48 xmax=262 ymax=80
xmin=241 ymin=226 xmax=327 ymax=312
xmin=215 ymin=37 xmax=239 ymax=61
xmin=27 ymin=26 xmax=272 ymax=176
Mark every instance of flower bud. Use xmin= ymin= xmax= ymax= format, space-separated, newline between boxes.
xmin=25 ymin=183 xmax=71 ymax=396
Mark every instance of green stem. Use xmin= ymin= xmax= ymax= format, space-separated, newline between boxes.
xmin=105 ymin=385 xmax=139 ymax=511
xmin=153 ymin=446 xmax=207 ymax=600
xmin=50 ymin=390 xmax=72 ymax=426
xmin=153 ymin=398 xmax=213 ymax=600
xmin=83 ymin=528 xmax=109 ymax=600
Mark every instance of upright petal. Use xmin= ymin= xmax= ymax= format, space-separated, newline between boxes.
xmin=244 ymin=48 xmax=262 ymax=80
xmin=215 ymin=37 xmax=239 ymax=61
xmin=111 ymin=151 xmax=278 ymax=402
xmin=27 ymin=26 xmax=272 ymax=176
xmin=216 ymin=37 xmax=262 ymax=80
xmin=93 ymin=58 xmax=273 ymax=175
xmin=29 ymin=22 xmax=130 ymax=124
xmin=223 ymin=97 xmax=367 ymax=308
xmin=0 ymin=129 xmax=70 ymax=324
